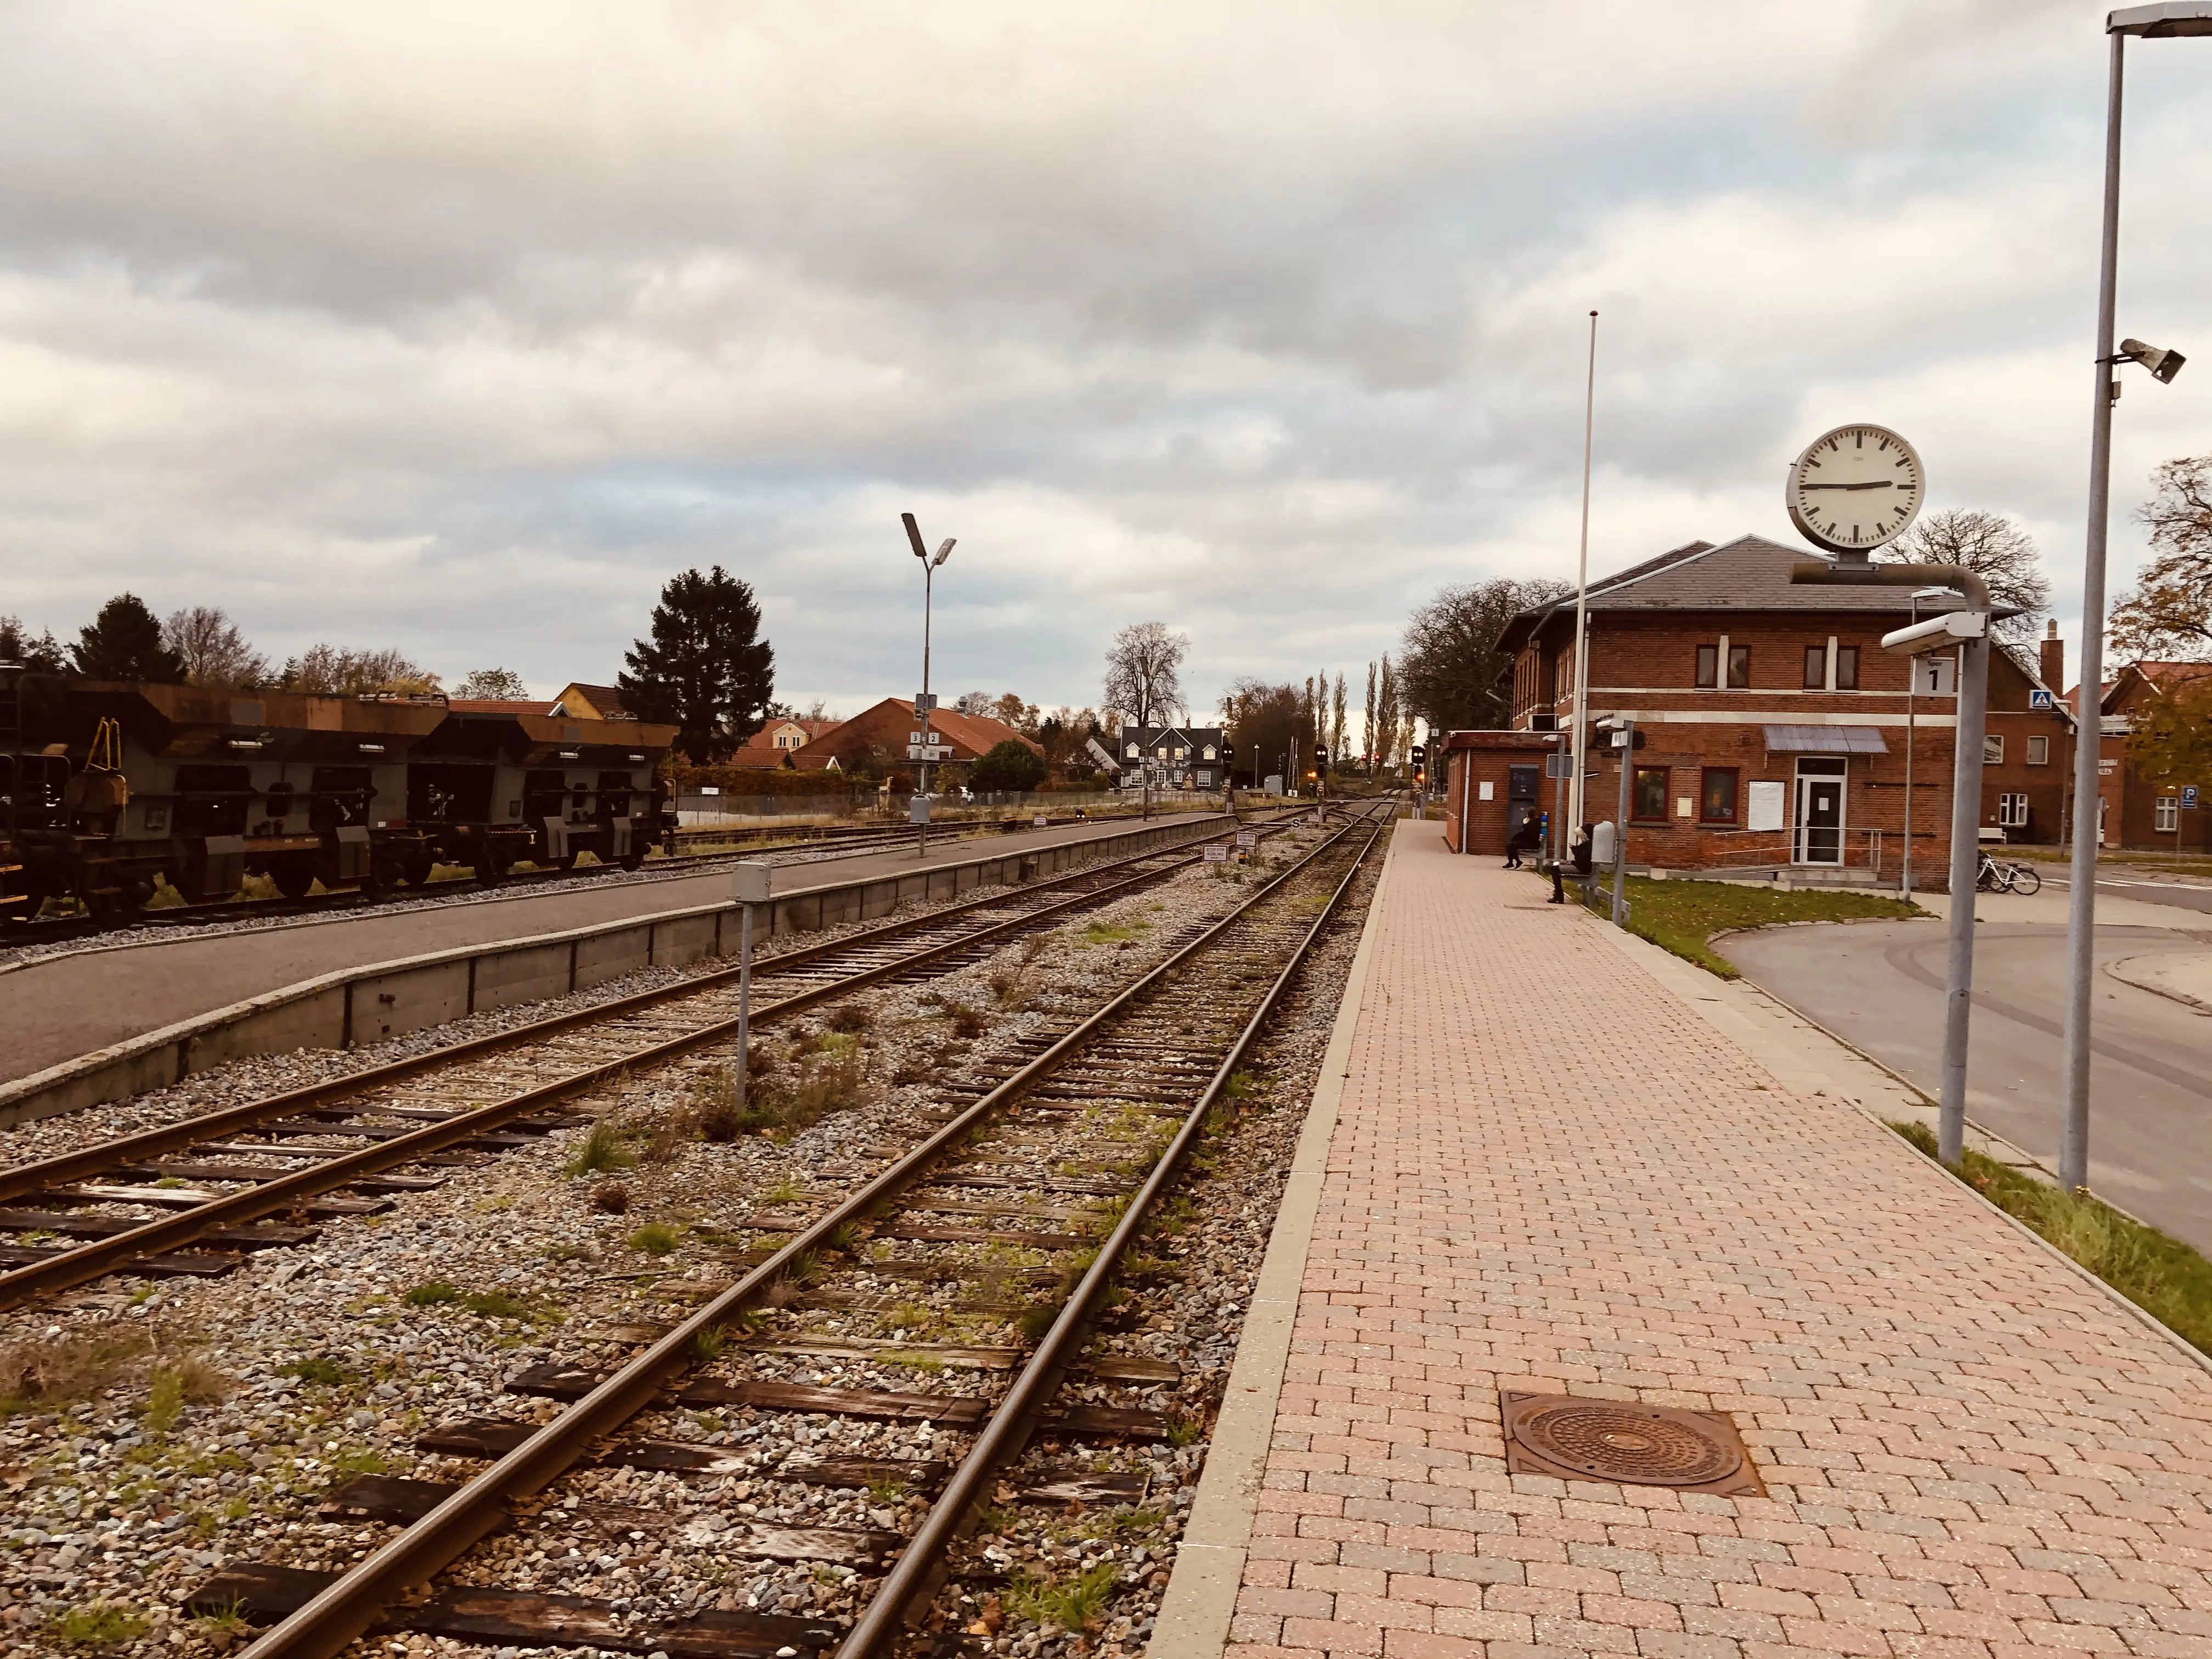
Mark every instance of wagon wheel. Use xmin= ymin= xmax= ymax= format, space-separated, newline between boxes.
xmin=270 ymin=859 xmax=317 ymax=901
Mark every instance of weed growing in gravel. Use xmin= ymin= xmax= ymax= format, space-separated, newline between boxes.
xmin=827 ymin=1003 xmax=873 ymax=1035
xmin=461 ymin=1289 xmax=542 ymax=1322
xmin=1006 ymin=1559 xmax=1119 ymax=1633
xmin=692 ymin=1325 xmax=730 ymax=1360
xmin=868 ymin=1476 xmax=911 ymax=1503
xmin=1079 ymin=921 xmax=1142 ymax=946
xmin=403 ymin=1281 xmax=462 ymax=1307
xmin=628 ymin=1222 xmax=683 ymax=1256
xmin=143 ymin=1355 xmax=227 ymax=1432
xmin=46 ymin=1601 xmax=150 ymax=1649
xmin=0 ymin=1329 xmax=154 ymax=1411
xmin=325 ymin=1447 xmax=391 ymax=1480
xmin=194 ymin=1599 xmax=251 ymax=1639
xmin=566 ymin=1118 xmax=638 ymax=1177
xmin=1166 ymin=1409 xmax=1205 ymax=1446
xmin=760 ymin=1176 xmax=807 ymax=1206
xmin=279 ymin=1357 xmax=349 ymax=1386
xmin=591 ymin=1182 xmax=631 ymax=1215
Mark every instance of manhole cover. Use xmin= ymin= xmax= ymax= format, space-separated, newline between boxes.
xmin=1500 ymin=1392 xmax=1763 ymax=1497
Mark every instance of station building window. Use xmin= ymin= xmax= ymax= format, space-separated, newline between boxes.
xmin=1632 ymin=766 xmax=1669 ymax=823
xmin=1701 ymin=766 xmax=1740 ymax=824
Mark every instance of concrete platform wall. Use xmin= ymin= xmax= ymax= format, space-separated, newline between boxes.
xmin=0 ymin=816 xmax=1220 ymax=1130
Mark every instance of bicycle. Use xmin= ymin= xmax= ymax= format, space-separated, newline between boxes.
xmin=1976 ymin=850 xmax=2042 ymax=895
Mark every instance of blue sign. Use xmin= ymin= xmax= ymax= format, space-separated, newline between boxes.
xmin=2029 ymin=688 xmax=2055 ymax=710
xmin=2185 ymin=786 xmax=2200 ymax=810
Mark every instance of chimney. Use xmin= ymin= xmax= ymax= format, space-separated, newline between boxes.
xmin=2040 ymin=619 xmax=2063 ymax=691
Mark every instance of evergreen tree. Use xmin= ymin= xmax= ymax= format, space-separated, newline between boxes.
xmin=619 ymin=566 xmax=776 ymax=764
xmin=71 ymin=593 xmax=185 ymax=682
xmin=0 ymin=616 xmax=66 ymax=673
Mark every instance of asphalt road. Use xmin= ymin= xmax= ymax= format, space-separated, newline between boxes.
xmin=0 ymin=809 xmax=1226 ymax=1087
xmin=1727 ymin=916 xmax=2212 ymax=1255
xmin=2046 ymin=867 xmax=2212 ymax=918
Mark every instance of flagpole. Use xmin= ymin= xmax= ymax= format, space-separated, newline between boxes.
xmin=1566 ymin=311 xmax=1598 ymax=838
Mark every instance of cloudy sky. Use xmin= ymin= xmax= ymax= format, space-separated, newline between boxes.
xmin=2 ymin=1 xmax=2207 ymax=717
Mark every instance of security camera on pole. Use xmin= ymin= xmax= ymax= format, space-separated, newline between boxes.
xmin=902 ymin=512 xmax=955 ymax=859
xmin=1784 ymin=422 xmax=1990 ymax=1167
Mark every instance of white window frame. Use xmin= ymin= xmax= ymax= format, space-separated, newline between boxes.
xmin=2157 ymin=795 xmax=2180 ymax=833
xmin=1997 ymin=792 xmax=2029 ymax=828
xmin=2025 ymin=734 xmax=2049 ymax=765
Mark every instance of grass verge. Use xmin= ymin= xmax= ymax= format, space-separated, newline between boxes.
xmin=1889 ymin=1119 xmax=2212 ymax=1356
xmin=1588 ymin=874 xmax=1926 ymax=979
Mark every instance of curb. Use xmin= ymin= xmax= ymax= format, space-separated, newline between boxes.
xmin=2106 ymin=952 xmax=2212 ymax=1017
xmin=1150 ymin=822 xmax=1400 ymax=1657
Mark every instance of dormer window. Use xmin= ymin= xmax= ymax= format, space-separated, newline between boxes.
xmin=1125 ymin=743 xmax=1139 ymax=759
xmin=1203 ymin=746 xmax=1216 ymax=760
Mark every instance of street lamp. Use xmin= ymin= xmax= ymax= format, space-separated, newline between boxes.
xmin=2059 ymin=2 xmax=2209 ymax=1196
xmin=902 ymin=512 xmax=955 ymax=857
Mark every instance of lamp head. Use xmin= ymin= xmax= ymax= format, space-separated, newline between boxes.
xmin=932 ymin=538 xmax=955 ymax=568
xmin=2108 ymin=2 xmax=2212 ymax=36
xmin=902 ymin=511 xmax=929 ymax=560
xmin=2120 ymin=338 xmax=2186 ymax=383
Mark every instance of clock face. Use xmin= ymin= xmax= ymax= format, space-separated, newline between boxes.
xmin=1786 ymin=424 xmax=1924 ymax=554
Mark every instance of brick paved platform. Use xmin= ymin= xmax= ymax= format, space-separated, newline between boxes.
xmin=1161 ymin=823 xmax=2212 ymax=1659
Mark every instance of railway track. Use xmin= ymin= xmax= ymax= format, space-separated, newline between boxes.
xmin=159 ymin=801 xmax=1387 ymax=1658
xmin=0 ymin=815 xmax=1108 ymax=949
xmin=0 ymin=815 xmax=1276 ymax=1308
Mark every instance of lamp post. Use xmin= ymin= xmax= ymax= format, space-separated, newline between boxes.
xmin=902 ymin=512 xmax=956 ymax=858
xmin=1795 ymin=562 xmax=1991 ymax=1167
xmin=2059 ymin=2 xmax=2208 ymax=1195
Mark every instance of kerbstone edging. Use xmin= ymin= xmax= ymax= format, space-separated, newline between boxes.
xmin=1149 ymin=821 xmax=1402 ymax=1657
xmin=0 ymin=814 xmax=1227 ymax=1131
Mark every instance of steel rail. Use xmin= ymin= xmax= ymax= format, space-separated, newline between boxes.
xmin=0 ymin=826 xmax=1261 ymax=1308
xmin=837 ymin=803 xmax=1389 ymax=1656
xmin=0 ymin=819 xmax=1234 ymax=1207
xmin=230 ymin=808 xmax=1380 ymax=1659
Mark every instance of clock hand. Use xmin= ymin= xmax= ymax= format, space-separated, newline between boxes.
xmin=1799 ymin=481 xmax=1895 ymax=490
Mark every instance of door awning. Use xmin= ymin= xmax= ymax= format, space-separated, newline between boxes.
xmin=1763 ymin=725 xmax=1889 ymax=754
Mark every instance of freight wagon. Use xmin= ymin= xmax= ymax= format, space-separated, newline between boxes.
xmin=0 ymin=668 xmax=677 ymax=921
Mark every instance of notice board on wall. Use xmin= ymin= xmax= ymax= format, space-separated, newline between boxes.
xmin=1746 ymin=780 xmax=1787 ymax=832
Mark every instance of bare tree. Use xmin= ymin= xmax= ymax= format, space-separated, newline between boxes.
xmin=1101 ymin=621 xmax=1188 ymax=730
xmin=1329 ymin=673 xmax=1347 ymax=772
xmin=1879 ymin=510 xmax=2050 ymax=645
xmin=161 ymin=607 xmax=269 ymax=688
xmin=953 ymin=690 xmax=995 ymax=717
xmin=2112 ymin=456 xmax=2212 ymax=659
xmin=1373 ymin=654 xmax=1399 ymax=770
xmin=280 ymin=644 xmax=440 ymax=696
xmin=1362 ymin=663 xmax=1377 ymax=773
xmin=1397 ymin=578 xmax=1572 ymax=734
xmin=455 ymin=667 xmax=530 ymax=701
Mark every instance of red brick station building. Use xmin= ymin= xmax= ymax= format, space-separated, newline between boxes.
xmin=1441 ymin=535 xmax=2079 ymax=884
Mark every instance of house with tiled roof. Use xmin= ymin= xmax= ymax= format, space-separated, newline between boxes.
xmin=2083 ymin=658 xmax=2212 ymax=850
xmin=783 ymin=698 xmax=1040 ymax=776
xmin=724 ymin=716 xmax=847 ymax=769
xmin=550 ymin=683 xmax=634 ymax=721
xmin=1440 ymin=533 xmax=2075 ymax=880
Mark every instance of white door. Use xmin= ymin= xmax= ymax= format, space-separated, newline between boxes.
xmin=1794 ymin=761 xmax=1846 ymax=865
